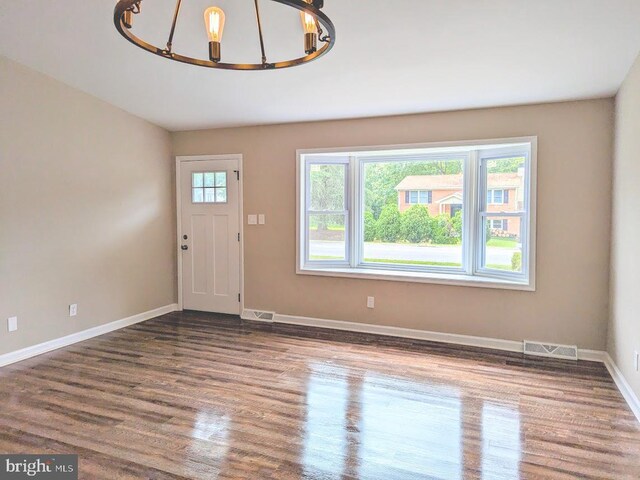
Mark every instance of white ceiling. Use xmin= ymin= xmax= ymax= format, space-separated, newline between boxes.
xmin=1 ymin=1 xmax=639 ymax=131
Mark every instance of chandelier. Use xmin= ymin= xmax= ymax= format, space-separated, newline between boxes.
xmin=113 ymin=0 xmax=335 ymax=70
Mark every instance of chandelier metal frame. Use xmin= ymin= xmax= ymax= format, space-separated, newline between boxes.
xmin=113 ymin=0 xmax=335 ymax=70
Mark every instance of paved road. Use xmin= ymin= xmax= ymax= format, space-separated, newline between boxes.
xmin=311 ymin=241 xmax=519 ymax=266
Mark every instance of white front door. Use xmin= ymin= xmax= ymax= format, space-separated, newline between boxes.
xmin=179 ymin=158 xmax=241 ymax=314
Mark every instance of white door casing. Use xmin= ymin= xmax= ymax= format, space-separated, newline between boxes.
xmin=177 ymin=156 xmax=242 ymax=314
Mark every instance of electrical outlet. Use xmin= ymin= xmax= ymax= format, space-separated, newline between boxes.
xmin=7 ymin=317 xmax=17 ymax=332
xmin=258 ymin=214 xmax=266 ymax=225
xmin=69 ymin=304 xmax=78 ymax=317
xmin=367 ymin=296 xmax=375 ymax=309
xmin=634 ymin=351 xmax=639 ymax=372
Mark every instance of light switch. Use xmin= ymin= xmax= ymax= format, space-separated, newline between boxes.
xmin=258 ymin=214 xmax=266 ymax=225
xmin=248 ymin=215 xmax=258 ymax=225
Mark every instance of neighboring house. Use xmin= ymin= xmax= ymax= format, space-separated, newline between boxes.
xmin=395 ymin=172 xmax=524 ymax=237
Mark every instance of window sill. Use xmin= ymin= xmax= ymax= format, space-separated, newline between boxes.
xmin=297 ymin=266 xmax=535 ymax=291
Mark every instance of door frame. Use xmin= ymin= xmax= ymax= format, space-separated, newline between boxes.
xmin=175 ymin=154 xmax=244 ymax=313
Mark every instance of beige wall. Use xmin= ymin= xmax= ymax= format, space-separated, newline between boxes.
xmin=609 ymin=53 xmax=640 ymax=397
xmin=0 ymin=53 xmax=615 ymax=357
xmin=0 ymin=56 xmax=176 ymax=356
xmin=173 ymin=99 xmax=614 ymax=350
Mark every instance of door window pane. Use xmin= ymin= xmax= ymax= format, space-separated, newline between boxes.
xmin=363 ymin=158 xmax=464 ymax=268
xmin=215 ymin=188 xmax=227 ymax=203
xmin=215 ymin=172 xmax=227 ymax=187
xmin=309 ymin=164 xmax=346 ymax=211
xmin=204 ymin=172 xmax=215 ymax=187
xmin=308 ymin=214 xmax=347 ymax=261
xmin=192 ymin=171 xmax=228 ymax=204
xmin=192 ymin=188 xmax=204 ymax=203
xmin=193 ymin=173 xmax=204 ymax=188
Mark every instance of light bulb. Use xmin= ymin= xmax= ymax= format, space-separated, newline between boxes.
xmin=204 ymin=7 xmax=225 ymax=62
xmin=300 ymin=11 xmax=317 ymax=35
xmin=204 ymin=7 xmax=226 ymax=43
xmin=300 ymin=1 xmax=317 ymax=54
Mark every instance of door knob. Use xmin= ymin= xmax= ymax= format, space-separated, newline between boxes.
xmin=181 ymin=245 xmax=189 ymax=251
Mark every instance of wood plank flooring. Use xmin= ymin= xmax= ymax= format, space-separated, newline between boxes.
xmin=0 ymin=311 xmax=639 ymax=479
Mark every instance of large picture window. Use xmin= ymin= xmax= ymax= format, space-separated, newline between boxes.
xmin=297 ymin=138 xmax=536 ymax=290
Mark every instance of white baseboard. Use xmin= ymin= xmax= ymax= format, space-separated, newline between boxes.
xmin=576 ymin=349 xmax=607 ymax=362
xmin=279 ymin=313 xmax=526 ymax=353
xmin=603 ymin=353 xmax=640 ymax=423
xmin=0 ymin=304 xmax=179 ymax=368
xmin=242 ymin=309 xmax=599 ymax=360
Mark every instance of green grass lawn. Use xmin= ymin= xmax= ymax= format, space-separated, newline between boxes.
xmin=486 ymin=264 xmax=516 ymax=271
xmin=312 ymin=228 xmax=516 ymax=249
xmin=486 ymin=237 xmax=518 ymax=248
xmin=309 ymin=224 xmax=345 ymax=231
xmin=310 ymin=256 xmax=518 ymax=271
xmin=365 ymin=258 xmax=461 ymax=267
xmin=310 ymin=255 xmax=461 ymax=267
xmin=309 ymin=255 xmax=344 ymax=260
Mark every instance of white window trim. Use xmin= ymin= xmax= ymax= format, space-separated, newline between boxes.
xmin=475 ymin=146 xmax=532 ymax=284
xmin=357 ymin=152 xmax=469 ymax=276
xmin=303 ymin=157 xmax=351 ymax=268
xmin=296 ymin=137 xmax=537 ymax=291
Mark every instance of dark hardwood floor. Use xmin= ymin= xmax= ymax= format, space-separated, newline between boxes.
xmin=0 ymin=311 xmax=639 ymax=479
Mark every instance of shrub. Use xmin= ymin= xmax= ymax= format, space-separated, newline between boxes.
xmin=400 ymin=205 xmax=431 ymax=244
xmin=451 ymin=210 xmax=463 ymax=240
xmin=431 ymin=215 xmax=459 ymax=245
xmin=511 ymin=251 xmax=522 ymax=271
xmin=376 ymin=204 xmax=402 ymax=242
xmin=364 ymin=210 xmax=377 ymax=242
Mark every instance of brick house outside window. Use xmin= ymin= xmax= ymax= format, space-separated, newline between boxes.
xmin=395 ymin=172 xmax=524 ymax=237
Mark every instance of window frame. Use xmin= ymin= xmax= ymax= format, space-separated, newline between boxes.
xmin=476 ymin=147 xmax=531 ymax=283
xmin=490 ymin=219 xmax=510 ymax=231
xmin=356 ymin=152 xmax=470 ymax=276
xmin=406 ymin=190 xmax=433 ymax=205
xmin=303 ymin=157 xmax=351 ymax=268
xmin=296 ymin=137 xmax=537 ymax=291
xmin=487 ymin=189 xmax=506 ymax=205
